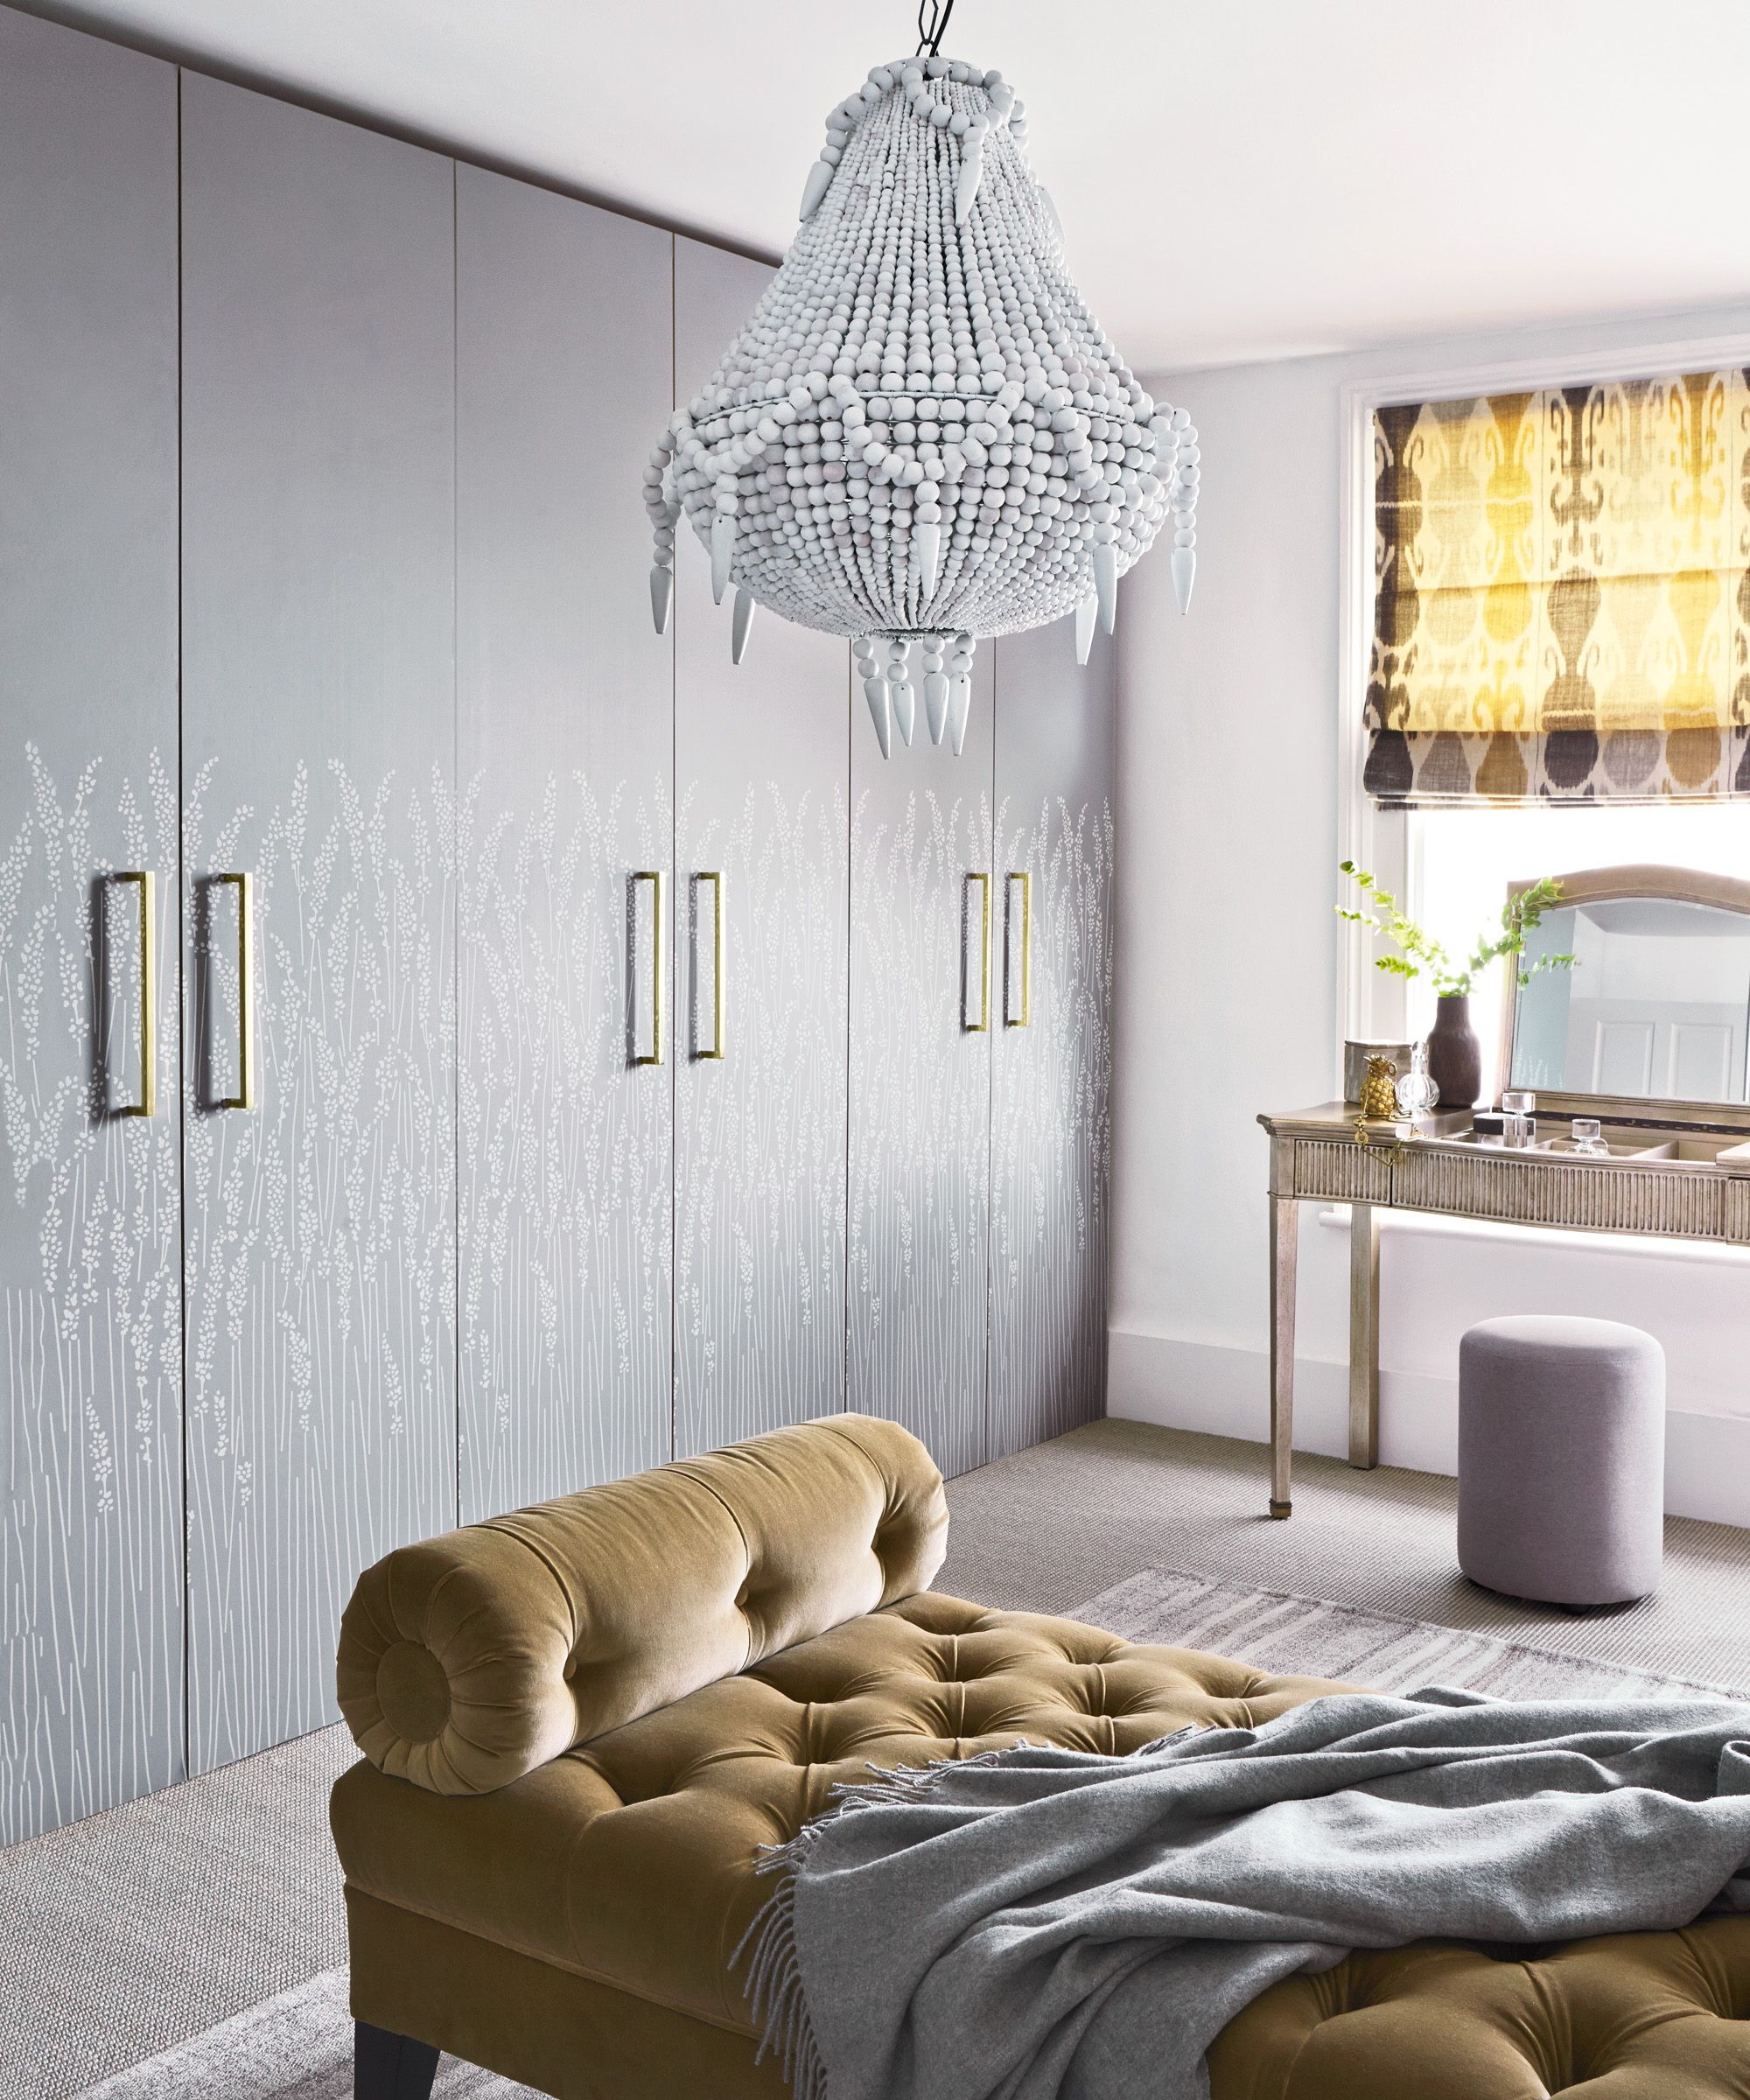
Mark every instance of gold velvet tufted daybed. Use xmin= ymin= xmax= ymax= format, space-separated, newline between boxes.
xmin=331 ymin=1415 xmax=1750 ymax=2099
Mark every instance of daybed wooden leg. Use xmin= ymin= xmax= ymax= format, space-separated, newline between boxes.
xmin=354 ymin=2020 xmax=440 ymax=2100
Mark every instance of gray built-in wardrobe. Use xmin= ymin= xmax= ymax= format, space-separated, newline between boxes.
xmin=0 ymin=6 xmax=1114 ymax=1843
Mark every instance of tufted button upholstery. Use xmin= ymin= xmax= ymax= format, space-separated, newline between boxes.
xmin=1207 ymin=1922 xmax=1750 ymax=2098
xmin=335 ymin=1414 xmax=948 ymax=1796
xmin=332 ymin=1591 xmax=1346 ymax=2034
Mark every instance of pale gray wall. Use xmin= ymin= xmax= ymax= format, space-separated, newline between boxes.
xmin=1109 ymin=299 xmax=1750 ymax=1522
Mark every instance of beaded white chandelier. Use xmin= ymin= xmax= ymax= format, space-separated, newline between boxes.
xmin=642 ymin=31 xmax=1200 ymax=758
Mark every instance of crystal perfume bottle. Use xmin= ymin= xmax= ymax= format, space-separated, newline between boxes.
xmin=1394 ymin=1040 xmax=1438 ymax=1118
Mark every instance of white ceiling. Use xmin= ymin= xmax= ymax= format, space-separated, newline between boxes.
xmin=28 ymin=0 xmax=1750 ymax=372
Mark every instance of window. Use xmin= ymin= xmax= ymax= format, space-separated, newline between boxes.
xmin=1340 ymin=346 xmax=1750 ymax=1096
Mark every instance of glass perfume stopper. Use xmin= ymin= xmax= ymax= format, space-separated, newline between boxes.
xmin=1572 ymin=1116 xmax=1606 ymax=1157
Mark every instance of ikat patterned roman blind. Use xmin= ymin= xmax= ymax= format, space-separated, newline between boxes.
xmin=1364 ymin=370 xmax=1750 ymax=804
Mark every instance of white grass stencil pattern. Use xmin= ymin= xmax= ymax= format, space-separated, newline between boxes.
xmin=182 ymin=758 xmax=457 ymax=1776
xmin=1 ymin=747 xmax=184 ymax=1843
xmin=674 ymin=779 xmax=848 ymax=1458
xmin=456 ymin=770 xmax=672 ymax=1523
xmin=1 ymin=739 xmax=1113 ymax=1838
xmin=990 ymin=792 xmax=1113 ymax=1457
xmin=849 ymin=784 xmax=994 ymax=1479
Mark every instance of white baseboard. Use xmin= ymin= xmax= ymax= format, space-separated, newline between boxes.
xmin=1107 ymin=1328 xmax=1750 ymax=1529
xmin=1663 ymin=1411 xmax=1750 ymax=1530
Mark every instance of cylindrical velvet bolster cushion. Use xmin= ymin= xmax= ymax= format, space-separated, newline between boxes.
xmin=336 ymin=1413 xmax=948 ymax=1795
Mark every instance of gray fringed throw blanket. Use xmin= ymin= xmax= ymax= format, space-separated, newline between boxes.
xmin=739 ymin=1689 xmax=1750 ymax=2100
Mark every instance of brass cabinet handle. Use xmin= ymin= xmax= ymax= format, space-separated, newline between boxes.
xmin=695 ymin=872 xmax=724 ymax=1060
xmin=114 ymin=871 xmax=155 ymax=1117
xmin=211 ymin=872 xmax=254 ymax=1110
xmin=964 ymin=872 xmax=990 ymax=1032
xmin=631 ymin=871 xmax=664 ymax=1066
xmin=1004 ymin=872 xmax=1031 ymax=1027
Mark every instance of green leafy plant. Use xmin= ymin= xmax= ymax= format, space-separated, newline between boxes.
xmin=1337 ymin=863 xmax=1577 ymax=996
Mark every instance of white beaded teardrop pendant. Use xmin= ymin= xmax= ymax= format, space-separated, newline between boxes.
xmin=887 ymin=639 xmax=914 ymax=748
xmin=799 ymin=158 xmax=832 ymax=220
xmin=855 ymin=636 xmax=890 ymax=759
xmin=892 ymin=676 xmax=916 ymax=748
xmin=948 ymin=674 xmax=972 ymax=757
xmin=864 ymin=675 xmax=892 ymax=759
xmin=922 ymin=635 xmax=948 ymax=745
xmin=732 ymin=586 xmax=757 ymax=664
xmin=710 ymin=516 xmax=734 ymax=606
xmin=915 ymin=521 xmax=942 ymax=599
xmin=1093 ymin=542 xmax=1118 ymax=636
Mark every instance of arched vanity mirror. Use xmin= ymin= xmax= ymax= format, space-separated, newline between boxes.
xmin=1499 ymin=864 xmax=1750 ymax=1126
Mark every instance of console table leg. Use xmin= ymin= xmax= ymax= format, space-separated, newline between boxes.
xmin=1269 ymin=1195 xmax=1297 ymax=1516
xmin=1348 ymin=1200 xmax=1380 ymax=1470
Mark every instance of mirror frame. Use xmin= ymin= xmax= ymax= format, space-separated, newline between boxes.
xmin=1495 ymin=862 xmax=1750 ymax=1132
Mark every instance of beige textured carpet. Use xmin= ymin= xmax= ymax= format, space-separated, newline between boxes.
xmin=3 ymin=1722 xmax=356 ymax=2100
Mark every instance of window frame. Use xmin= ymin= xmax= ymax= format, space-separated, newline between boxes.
xmin=1334 ymin=330 xmax=1750 ymax=1094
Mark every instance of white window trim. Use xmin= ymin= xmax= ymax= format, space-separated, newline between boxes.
xmin=1334 ymin=328 xmax=1750 ymax=1093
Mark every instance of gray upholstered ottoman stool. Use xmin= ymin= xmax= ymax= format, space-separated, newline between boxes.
xmin=1457 ymin=1314 xmax=1664 ymax=1606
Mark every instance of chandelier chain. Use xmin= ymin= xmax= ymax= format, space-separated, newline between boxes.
xmin=914 ymin=0 xmax=956 ymax=58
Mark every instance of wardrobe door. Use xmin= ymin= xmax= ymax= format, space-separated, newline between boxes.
xmin=989 ymin=617 xmax=1116 ymax=1458
xmin=0 ymin=14 xmax=182 ymax=1840
xmin=848 ymin=650 xmax=996 ymax=1478
xmin=672 ymin=240 xmax=850 ymax=1459
xmin=455 ymin=169 xmax=674 ymax=1520
xmin=180 ymin=79 xmax=457 ymax=1771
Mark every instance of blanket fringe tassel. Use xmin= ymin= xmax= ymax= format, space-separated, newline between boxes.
xmin=732 ymin=1746 xmax=1028 ymax=2100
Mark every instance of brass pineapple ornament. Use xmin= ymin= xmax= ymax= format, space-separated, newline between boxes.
xmin=1358 ymin=1054 xmax=1400 ymax=1121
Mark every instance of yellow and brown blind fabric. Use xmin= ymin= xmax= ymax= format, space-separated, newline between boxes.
xmin=1365 ymin=371 xmax=1750 ymax=804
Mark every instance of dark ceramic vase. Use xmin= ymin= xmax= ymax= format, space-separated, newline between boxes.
xmin=1427 ymin=994 xmax=1483 ymax=1109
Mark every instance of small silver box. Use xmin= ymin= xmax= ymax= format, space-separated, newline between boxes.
xmin=1343 ymin=1039 xmax=1416 ymax=1106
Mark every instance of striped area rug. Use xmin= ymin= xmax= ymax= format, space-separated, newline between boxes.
xmin=1074 ymin=1565 xmax=1750 ymax=1704
xmin=79 ymin=1970 xmax=536 ymax=2098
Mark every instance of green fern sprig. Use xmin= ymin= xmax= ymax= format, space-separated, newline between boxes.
xmin=1337 ymin=863 xmax=1576 ymax=997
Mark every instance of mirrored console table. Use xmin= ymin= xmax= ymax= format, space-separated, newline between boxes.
xmin=1256 ymin=1101 xmax=1750 ymax=1518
